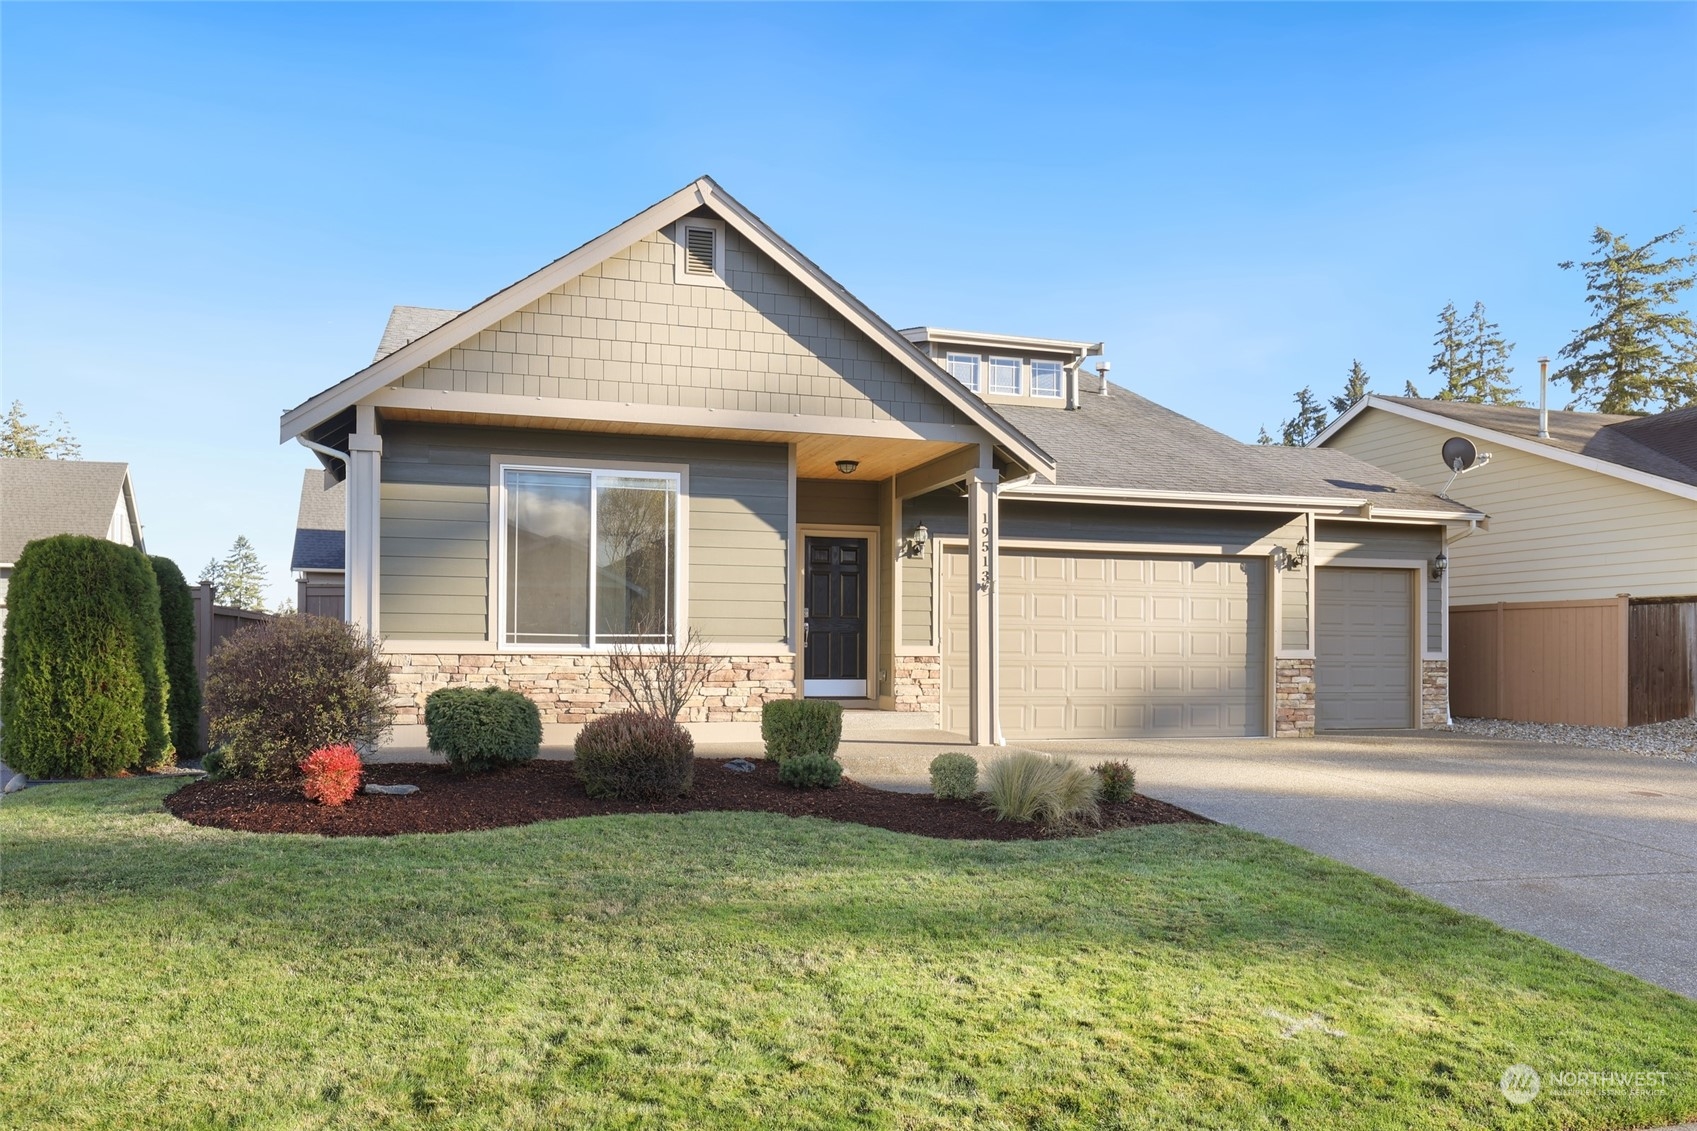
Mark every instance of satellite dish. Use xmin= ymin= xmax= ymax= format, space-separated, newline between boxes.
xmin=1441 ymin=436 xmax=1477 ymax=472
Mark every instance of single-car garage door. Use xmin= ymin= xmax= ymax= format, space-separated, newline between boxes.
xmin=941 ymin=548 xmax=1266 ymax=739
xmin=1316 ymin=567 xmax=1414 ymax=729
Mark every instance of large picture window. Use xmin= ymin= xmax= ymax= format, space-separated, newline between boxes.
xmin=501 ymin=465 xmax=679 ymax=647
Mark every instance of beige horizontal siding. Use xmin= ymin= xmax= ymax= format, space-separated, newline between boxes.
xmin=1328 ymin=409 xmax=1697 ymax=603
xmin=901 ymin=544 xmax=933 ymax=647
xmin=395 ymin=230 xmax=967 ymax=428
xmin=379 ymin=422 xmax=789 ymax=643
xmin=797 ymin=478 xmax=880 ymax=527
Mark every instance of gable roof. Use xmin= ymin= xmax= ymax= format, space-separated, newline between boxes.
xmin=0 ymin=459 xmax=139 ymax=563
xmin=1314 ymin=395 xmax=1697 ymax=501
xmin=373 ymin=306 xmax=460 ymax=362
xmin=290 ymin=468 xmax=345 ymax=572
xmin=282 ymin=177 xmax=1055 ymax=479
xmin=995 ymin=374 xmax=1477 ymax=517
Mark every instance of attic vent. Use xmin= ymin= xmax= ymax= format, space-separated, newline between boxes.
xmin=684 ymin=226 xmax=716 ymax=275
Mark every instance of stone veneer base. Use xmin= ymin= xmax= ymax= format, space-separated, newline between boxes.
xmin=1421 ymin=658 xmax=1450 ymax=729
xmin=1274 ymin=657 xmax=1317 ymax=737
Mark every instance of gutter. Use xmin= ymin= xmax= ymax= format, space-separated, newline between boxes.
xmin=998 ymin=482 xmax=1484 ymax=522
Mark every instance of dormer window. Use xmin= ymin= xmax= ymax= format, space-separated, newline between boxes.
xmin=988 ymin=356 xmax=1021 ymax=395
xmin=945 ymin=353 xmax=980 ymax=392
xmin=674 ymin=217 xmax=726 ymax=286
xmin=1031 ymin=360 xmax=1063 ymax=399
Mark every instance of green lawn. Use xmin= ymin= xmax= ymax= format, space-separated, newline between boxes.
xmin=2 ymin=780 xmax=1693 ymax=1130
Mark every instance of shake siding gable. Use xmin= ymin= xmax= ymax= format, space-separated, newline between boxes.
xmin=394 ymin=230 xmax=968 ymax=427
xmin=379 ymin=422 xmax=789 ymax=644
xmin=1328 ymin=410 xmax=1697 ymax=604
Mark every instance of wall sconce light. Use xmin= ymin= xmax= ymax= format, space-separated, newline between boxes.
xmin=1287 ymin=536 xmax=1308 ymax=570
xmin=1431 ymin=549 xmax=1448 ymax=581
xmin=835 ymin=459 xmax=859 ymax=475
xmin=904 ymin=524 xmax=930 ymax=558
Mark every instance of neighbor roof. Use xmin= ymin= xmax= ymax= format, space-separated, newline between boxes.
xmin=373 ymin=307 xmax=461 ymax=362
xmin=1316 ymin=395 xmax=1697 ymax=496
xmin=290 ymin=468 xmax=345 ymax=572
xmin=994 ymin=374 xmax=1476 ymax=516
xmin=0 ymin=459 xmax=138 ymax=563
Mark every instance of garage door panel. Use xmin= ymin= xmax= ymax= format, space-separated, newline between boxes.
xmin=943 ymin=548 xmax=1266 ymax=739
xmin=1317 ymin=567 xmax=1413 ymax=730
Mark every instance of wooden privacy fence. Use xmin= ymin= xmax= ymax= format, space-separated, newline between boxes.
xmin=1450 ymin=596 xmax=1697 ymax=727
xmin=189 ymin=585 xmax=272 ymax=748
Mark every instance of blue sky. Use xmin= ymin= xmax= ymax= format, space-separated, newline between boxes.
xmin=4 ymin=3 xmax=1693 ymax=606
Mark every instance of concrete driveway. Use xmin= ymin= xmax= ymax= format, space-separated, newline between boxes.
xmin=1020 ymin=732 xmax=1697 ymax=999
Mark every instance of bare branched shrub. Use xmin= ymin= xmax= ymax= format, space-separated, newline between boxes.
xmin=604 ymin=621 xmax=723 ymax=722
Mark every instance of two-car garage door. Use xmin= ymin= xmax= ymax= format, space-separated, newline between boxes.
xmin=941 ymin=547 xmax=1266 ymax=739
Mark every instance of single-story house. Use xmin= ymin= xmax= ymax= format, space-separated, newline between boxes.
xmin=1316 ymin=395 xmax=1697 ymax=726
xmin=291 ymin=468 xmax=346 ymax=617
xmin=280 ymin=177 xmax=1481 ymax=747
xmin=0 ymin=458 xmax=146 ymax=642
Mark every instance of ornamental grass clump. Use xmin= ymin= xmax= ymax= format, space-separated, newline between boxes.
xmin=425 ymin=687 xmax=542 ymax=773
xmin=574 ymin=710 xmax=694 ymax=801
xmin=778 ymin=753 xmax=843 ymax=790
xmin=760 ymin=699 xmax=843 ymax=764
xmin=981 ymin=751 xmax=1100 ymax=827
xmin=299 ymin=744 xmax=362 ymax=806
xmin=1093 ymin=760 xmax=1136 ymax=802
xmin=928 ymin=752 xmax=978 ymax=800
xmin=204 ymin=614 xmax=392 ymax=779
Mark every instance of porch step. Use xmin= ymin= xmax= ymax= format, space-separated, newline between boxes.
xmin=831 ymin=703 xmax=941 ymax=735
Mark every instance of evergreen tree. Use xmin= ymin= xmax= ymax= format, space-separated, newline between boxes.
xmin=1555 ymin=225 xmax=1697 ymax=414
xmin=1428 ymin=302 xmax=1476 ymax=401
xmin=1403 ymin=380 xmax=1422 ymax=398
xmin=1279 ymin=387 xmax=1329 ymax=446
xmin=209 ymin=536 xmax=267 ymax=611
xmin=0 ymin=401 xmax=81 ymax=459
xmin=1461 ymin=301 xmax=1523 ymax=404
xmin=1330 ymin=360 xmax=1372 ymax=415
xmin=1255 ymin=425 xmax=1275 ymax=446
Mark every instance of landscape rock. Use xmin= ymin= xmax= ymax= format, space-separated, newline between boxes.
xmin=722 ymin=758 xmax=758 ymax=774
xmin=363 ymin=783 xmax=419 ymax=796
xmin=3 ymin=773 xmax=27 ymax=794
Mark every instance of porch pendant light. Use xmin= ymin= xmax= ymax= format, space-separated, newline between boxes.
xmin=836 ymin=459 xmax=859 ymax=475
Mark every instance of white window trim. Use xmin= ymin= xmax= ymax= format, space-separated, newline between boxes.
xmin=1030 ymin=359 xmax=1064 ymax=399
xmin=489 ymin=454 xmax=690 ymax=652
xmin=945 ymin=352 xmax=981 ymax=392
xmin=987 ymin=356 xmax=1022 ymax=396
xmin=673 ymin=217 xmax=727 ymax=287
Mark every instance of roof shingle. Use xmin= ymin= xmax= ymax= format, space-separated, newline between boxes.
xmin=290 ymin=468 xmax=345 ymax=572
xmin=0 ymin=459 xmax=135 ymax=563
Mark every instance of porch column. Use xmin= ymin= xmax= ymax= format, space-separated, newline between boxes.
xmin=345 ymin=425 xmax=382 ymax=635
xmin=966 ymin=468 xmax=998 ymax=745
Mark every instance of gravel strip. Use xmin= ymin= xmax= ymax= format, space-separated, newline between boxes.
xmin=1448 ymin=716 xmax=1697 ymax=763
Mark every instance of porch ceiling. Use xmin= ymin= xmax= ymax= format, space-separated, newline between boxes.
xmin=377 ymin=406 xmax=975 ymax=482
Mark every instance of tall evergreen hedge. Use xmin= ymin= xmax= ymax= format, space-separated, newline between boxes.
xmin=149 ymin=555 xmax=202 ymax=759
xmin=0 ymin=535 xmax=173 ymax=777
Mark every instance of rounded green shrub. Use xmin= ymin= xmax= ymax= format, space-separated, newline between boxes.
xmin=150 ymin=555 xmax=202 ymax=759
xmin=574 ymin=710 xmax=694 ymax=801
xmin=204 ymin=614 xmax=392 ymax=779
xmin=928 ymin=752 xmax=978 ymax=800
xmin=778 ymin=752 xmax=842 ymax=790
xmin=0 ymin=535 xmax=171 ymax=777
xmin=1093 ymin=760 xmax=1136 ymax=803
xmin=425 ymin=686 xmax=542 ymax=773
xmin=760 ymin=699 xmax=843 ymax=764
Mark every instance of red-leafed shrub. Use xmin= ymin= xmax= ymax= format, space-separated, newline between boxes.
xmin=300 ymin=744 xmax=363 ymax=806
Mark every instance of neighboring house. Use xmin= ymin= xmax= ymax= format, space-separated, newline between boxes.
xmin=1316 ymin=395 xmax=1697 ymax=726
xmin=280 ymin=177 xmax=1480 ymax=748
xmin=291 ymin=468 xmax=346 ymax=617
xmin=0 ymin=458 xmax=146 ymax=640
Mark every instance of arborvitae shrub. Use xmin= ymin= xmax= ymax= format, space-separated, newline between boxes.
xmin=0 ymin=535 xmax=171 ymax=777
xmin=204 ymin=614 xmax=392 ymax=779
xmin=928 ymin=752 xmax=979 ymax=800
xmin=150 ymin=555 xmax=202 ymax=759
xmin=778 ymin=753 xmax=843 ymax=790
xmin=425 ymin=686 xmax=542 ymax=773
xmin=573 ymin=710 xmax=694 ymax=801
xmin=300 ymin=744 xmax=363 ymax=806
xmin=759 ymin=699 xmax=843 ymax=764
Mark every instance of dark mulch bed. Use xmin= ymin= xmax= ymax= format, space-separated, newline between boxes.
xmin=164 ymin=758 xmax=1208 ymax=841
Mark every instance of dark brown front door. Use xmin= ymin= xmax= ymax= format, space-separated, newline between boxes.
xmin=804 ymin=537 xmax=868 ymax=697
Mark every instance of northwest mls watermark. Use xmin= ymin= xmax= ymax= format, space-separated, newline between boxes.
xmin=1499 ymin=1064 xmax=1672 ymax=1105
